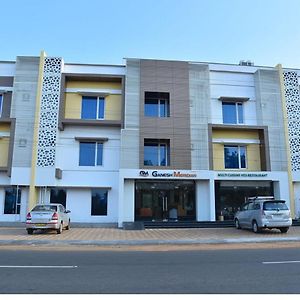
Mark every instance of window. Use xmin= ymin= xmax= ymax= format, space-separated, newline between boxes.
xmin=91 ymin=189 xmax=108 ymax=216
xmin=50 ymin=188 xmax=66 ymax=208
xmin=222 ymin=102 xmax=243 ymax=124
xmin=0 ymin=94 xmax=3 ymax=117
xmin=144 ymin=92 xmax=170 ymax=117
xmin=4 ymin=188 xmax=21 ymax=214
xmin=224 ymin=145 xmax=246 ymax=169
xmin=81 ymin=96 xmax=105 ymax=120
xmin=241 ymin=203 xmax=249 ymax=211
xmin=263 ymin=201 xmax=288 ymax=211
xmin=79 ymin=142 xmax=103 ymax=166
xmin=144 ymin=140 xmax=170 ymax=166
xmin=248 ymin=203 xmax=255 ymax=210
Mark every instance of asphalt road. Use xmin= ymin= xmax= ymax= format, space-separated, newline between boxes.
xmin=0 ymin=245 xmax=300 ymax=294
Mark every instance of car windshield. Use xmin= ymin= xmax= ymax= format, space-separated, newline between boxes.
xmin=263 ymin=201 xmax=288 ymax=211
xmin=32 ymin=205 xmax=57 ymax=212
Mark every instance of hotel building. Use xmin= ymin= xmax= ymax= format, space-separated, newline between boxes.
xmin=0 ymin=53 xmax=299 ymax=227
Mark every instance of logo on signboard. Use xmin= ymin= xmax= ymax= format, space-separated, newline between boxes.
xmin=139 ymin=170 xmax=149 ymax=177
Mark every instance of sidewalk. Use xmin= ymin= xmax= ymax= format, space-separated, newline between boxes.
xmin=0 ymin=225 xmax=300 ymax=246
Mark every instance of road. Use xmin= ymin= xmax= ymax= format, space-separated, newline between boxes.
xmin=0 ymin=244 xmax=300 ymax=293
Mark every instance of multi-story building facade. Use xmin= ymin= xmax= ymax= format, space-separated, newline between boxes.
xmin=0 ymin=52 xmax=299 ymax=227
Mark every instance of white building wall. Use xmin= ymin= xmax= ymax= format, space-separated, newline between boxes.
xmin=66 ymin=188 xmax=118 ymax=223
xmin=34 ymin=125 xmax=121 ymax=223
xmin=196 ymin=180 xmax=211 ymax=221
xmin=55 ymin=126 xmax=120 ymax=175
xmin=210 ymin=70 xmax=257 ymax=125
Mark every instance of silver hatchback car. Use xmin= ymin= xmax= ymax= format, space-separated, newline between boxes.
xmin=26 ymin=203 xmax=71 ymax=235
xmin=234 ymin=197 xmax=292 ymax=233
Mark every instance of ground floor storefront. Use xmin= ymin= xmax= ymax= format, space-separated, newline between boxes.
xmin=0 ymin=170 xmax=294 ymax=226
xmin=119 ymin=169 xmax=291 ymax=227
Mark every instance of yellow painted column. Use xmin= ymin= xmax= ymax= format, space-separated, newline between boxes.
xmin=277 ymin=64 xmax=295 ymax=218
xmin=28 ymin=51 xmax=46 ymax=211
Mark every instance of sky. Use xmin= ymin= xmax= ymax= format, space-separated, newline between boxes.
xmin=1 ymin=0 xmax=300 ymax=68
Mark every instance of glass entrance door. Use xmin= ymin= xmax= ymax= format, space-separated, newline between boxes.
xmin=135 ymin=180 xmax=196 ymax=222
xmin=157 ymin=190 xmax=170 ymax=221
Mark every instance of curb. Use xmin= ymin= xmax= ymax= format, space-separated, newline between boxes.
xmin=1 ymin=237 xmax=300 ymax=246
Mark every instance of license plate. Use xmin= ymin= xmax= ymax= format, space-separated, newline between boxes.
xmin=35 ymin=223 xmax=46 ymax=226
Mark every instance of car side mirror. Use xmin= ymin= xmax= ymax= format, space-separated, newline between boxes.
xmin=65 ymin=210 xmax=71 ymax=213
xmin=237 ymin=207 xmax=241 ymax=211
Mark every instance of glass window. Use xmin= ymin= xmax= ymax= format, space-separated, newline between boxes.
xmin=79 ymin=142 xmax=103 ymax=166
xmin=4 ymin=188 xmax=21 ymax=214
xmin=263 ymin=201 xmax=288 ymax=211
xmin=248 ymin=203 xmax=255 ymax=210
xmin=222 ymin=102 xmax=244 ymax=124
xmin=224 ymin=145 xmax=246 ymax=169
xmin=91 ymin=189 xmax=108 ymax=216
xmin=79 ymin=142 xmax=96 ymax=166
xmin=0 ymin=95 xmax=3 ymax=117
xmin=144 ymin=92 xmax=170 ymax=117
xmin=50 ymin=188 xmax=66 ymax=208
xmin=97 ymin=98 xmax=105 ymax=119
xmin=144 ymin=140 xmax=170 ymax=166
xmin=144 ymin=99 xmax=158 ymax=117
xmin=241 ymin=203 xmax=249 ymax=211
xmin=32 ymin=205 xmax=57 ymax=212
xmin=81 ymin=96 xmax=105 ymax=120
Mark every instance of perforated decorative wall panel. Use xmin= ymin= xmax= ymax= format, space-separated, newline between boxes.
xmin=283 ymin=71 xmax=300 ymax=171
xmin=37 ymin=57 xmax=62 ymax=167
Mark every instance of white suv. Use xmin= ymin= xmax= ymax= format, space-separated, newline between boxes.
xmin=234 ymin=197 xmax=292 ymax=233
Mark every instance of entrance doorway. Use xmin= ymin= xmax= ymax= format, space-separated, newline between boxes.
xmin=135 ymin=180 xmax=196 ymax=222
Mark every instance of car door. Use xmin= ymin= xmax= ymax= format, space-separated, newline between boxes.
xmin=244 ymin=202 xmax=255 ymax=228
xmin=59 ymin=205 xmax=67 ymax=227
xmin=238 ymin=203 xmax=249 ymax=227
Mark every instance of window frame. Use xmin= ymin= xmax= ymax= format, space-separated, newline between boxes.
xmin=144 ymin=92 xmax=170 ymax=118
xmin=224 ymin=145 xmax=247 ymax=169
xmin=144 ymin=140 xmax=170 ymax=166
xmin=79 ymin=141 xmax=104 ymax=167
xmin=222 ymin=101 xmax=244 ymax=125
xmin=81 ymin=96 xmax=105 ymax=120
xmin=0 ymin=94 xmax=3 ymax=117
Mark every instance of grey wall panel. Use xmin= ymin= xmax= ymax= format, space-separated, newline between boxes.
xmin=125 ymin=59 xmax=140 ymax=129
xmin=120 ymin=129 xmax=140 ymax=168
xmin=189 ymin=64 xmax=211 ymax=170
xmin=254 ymin=69 xmax=288 ymax=171
xmin=120 ymin=59 xmax=140 ymax=169
xmin=10 ymin=56 xmax=40 ymax=168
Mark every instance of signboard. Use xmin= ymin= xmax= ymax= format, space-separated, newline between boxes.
xmin=139 ymin=170 xmax=197 ymax=178
xmin=217 ymin=173 xmax=268 ymax=178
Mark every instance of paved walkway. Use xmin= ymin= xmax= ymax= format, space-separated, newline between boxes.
xmin=0 ymin=226 xmax=300 ymax=246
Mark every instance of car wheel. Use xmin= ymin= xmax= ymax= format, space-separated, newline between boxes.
xmin=66 ymin=220 xmax=70 ymax=230
xmin=57 ymin=222 xmax=63 ymax=234
xmin=252 ymin=221 xmax=260 ymax=233
xmin=235 ymin=218 xmax=241 ymax=229
xmin=279 ymin=227 xmax=289 ymax=233
xmin=27 ymin=229 xmax=34 ymax=235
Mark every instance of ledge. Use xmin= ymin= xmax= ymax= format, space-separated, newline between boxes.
xmin=59 ymin=119 xmax=122 ymax=130
xmin=209 ymin=124 xmax=268 ymax=131
xmin=218 ymin=96 xmax=249 ymax=102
